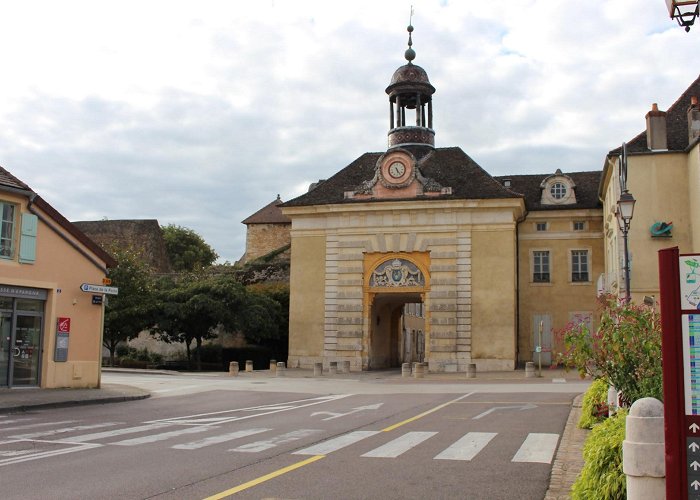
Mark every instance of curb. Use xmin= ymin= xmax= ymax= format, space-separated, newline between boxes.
xmin=3 ymin=393 xmax=151 ymax=413
xmin=544 ymin=393 xmax=588 ymax=500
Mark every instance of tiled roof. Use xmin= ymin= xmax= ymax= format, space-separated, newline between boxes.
xmin=610 ymin=73 xmax=700 ymax=155
xmin=0 ymin=165 xmax=116 ymax=268
xmin=0 ymin=166 xmax=32 ymax=191
xmin=283 ymin=147 xmax=523 ymax=207
xmin=242 ymin=198 xmax=291 ymax=224
xmin=495 ymin=171 xmax=603 ymax=211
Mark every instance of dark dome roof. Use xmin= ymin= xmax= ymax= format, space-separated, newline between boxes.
xmin=389 ymin=63 xmax=432 ymax=87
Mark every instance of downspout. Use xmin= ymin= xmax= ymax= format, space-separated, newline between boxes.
xmin=515 ymin=206 xmax=527 ymax=368
xmin=0 ymin=185 xmax=108 ymax=274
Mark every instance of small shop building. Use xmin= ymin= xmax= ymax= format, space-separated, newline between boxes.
xmin=0 ymin=167 xmax=115 ymax=388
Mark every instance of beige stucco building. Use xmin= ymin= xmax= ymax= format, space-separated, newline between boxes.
xmin=0 ymin=167 xmax=115 ymax=388
xmin=280 ymin=28 xmax=603 ymax=372
xmin=599 ymin=75 xmax=700 ymax=304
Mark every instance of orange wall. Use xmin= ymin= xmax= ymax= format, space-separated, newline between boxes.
xmin=0 ymin=191 xmax=109 ymax=388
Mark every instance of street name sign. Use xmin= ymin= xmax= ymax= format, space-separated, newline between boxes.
xmin=80 ymin=283 xmax=118 ymax=295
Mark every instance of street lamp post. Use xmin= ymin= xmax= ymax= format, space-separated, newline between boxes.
xmin=616 ymin=190 xmax=636 ymax=303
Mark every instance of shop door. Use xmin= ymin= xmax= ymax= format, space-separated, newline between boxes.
xmin=0 ymin=312 xmax=10 ymax=386
xmin=12 ymin=315 xmax=42 ymax=386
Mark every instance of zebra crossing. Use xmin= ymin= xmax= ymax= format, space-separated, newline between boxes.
xmin=0 ymin=416 xmax=560 ymax=467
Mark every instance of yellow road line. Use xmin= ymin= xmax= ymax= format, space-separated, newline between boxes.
xmin=381 ymin=392 xmax=475 ymax=432
xmin=203 ymin=391 xmax=475 ymax=498
xmin=202 ymin=455 xmax=325 ymax=499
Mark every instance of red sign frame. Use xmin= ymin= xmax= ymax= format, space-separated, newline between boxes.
xmin=56 ymin=317 xmax=71 ymax=334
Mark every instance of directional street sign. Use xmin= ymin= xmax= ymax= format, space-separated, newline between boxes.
xmin=80 ymin=283 xmax=119 ymax=295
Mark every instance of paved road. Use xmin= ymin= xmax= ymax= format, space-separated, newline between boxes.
xmin=0 ymin=372 xmax=585 ymax=499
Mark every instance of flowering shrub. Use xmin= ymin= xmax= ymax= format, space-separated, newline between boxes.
xmin=555 ymin=294 xmax=662 ymax=406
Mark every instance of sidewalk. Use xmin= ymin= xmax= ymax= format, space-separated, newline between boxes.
xmin=0 ymin=367 xmax=588 ymax=499
xmin=0 ymin=383 xmax=149 ymax=412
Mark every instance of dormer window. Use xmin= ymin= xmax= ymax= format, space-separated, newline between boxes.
xmin=540 ymin=170 xmax=577 ymax=206
xmin=550 ymin=182 xmax=567 ymax=200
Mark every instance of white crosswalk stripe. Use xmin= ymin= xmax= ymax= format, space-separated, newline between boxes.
xmin=232 ymin=429 xmax=322 ymax=453
xmin=173 ymin=428 xmax=271 ymax=450
xmin=511 ymin=433 xmax=559 ymax=464
xmin=111 ymin=426 xmax=211 ymax=446
xmin=362 ymin=431 xmax=437 ymax=458
xmin=434 ymin=432 xmax=498 ymax=461
xmin=66 ymin=422 xmax=174 ymax=442
xmin=293 ymin=431 xmax=380 ymax=456
xmin=5 ymin=422 xmax=120 ymax=441
xmin=0 ymin=416 xmax=562 ymax=467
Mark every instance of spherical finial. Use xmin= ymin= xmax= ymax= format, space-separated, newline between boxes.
xmin=405 ymin=23 xmax=415 ymax=62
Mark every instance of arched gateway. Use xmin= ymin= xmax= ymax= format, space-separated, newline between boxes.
xmin=364 ymin=254 xmax=429 ymax=369
xmin=279 ymin=24 xmax=602 ymax=373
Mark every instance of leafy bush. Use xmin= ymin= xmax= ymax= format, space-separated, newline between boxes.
xmin=555 ymin=295 xmax=662 ymax=405
xmin=571 ymin=409 xmax=627 ymax=500
xmin=579 ymin=379 xmax=610 ymax=429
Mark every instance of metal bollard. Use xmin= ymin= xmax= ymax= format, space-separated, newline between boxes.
xmin=228 ymin=361 xmax=239 ymax=376
xmin=413 ymin=362 xmax=425 ymax=379
xmin=525 ymin=361 xmax=536 ymax=378
xmin=341 ymin=360 xmax=350 ymax=373
xmin=275 ymin=361 xmax=286 ymax=377
xmin=314 ymin=362 xmax=323 ymax=377
xmin=245 ymin=360 xmax=253 ymax=372
xmin=329 ymin=361 xmax=338 ymax=375
xmin=466 ymin=363 xmax=476 ymax=379
xmin=269 ymin=360 xmax=277 ymax=372
xmin=402 ymin=362 xmax=411 ymax=377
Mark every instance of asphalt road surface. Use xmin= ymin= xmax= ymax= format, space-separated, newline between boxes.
xmin=0 ymin=372 xmax=585 ymax=499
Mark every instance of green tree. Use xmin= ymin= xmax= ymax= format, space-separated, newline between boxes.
xmin=555 ymin=295 xmax=662 ymax=405
xmin=103 ymin=246 xmax=155 ymax=366
xmin=162 ymin=224 xmax=218 ymax=271
xmin=245 ymin=283 xmax=289 ymax=359
xmin=152 ymin=274 xmax=247 ymax=370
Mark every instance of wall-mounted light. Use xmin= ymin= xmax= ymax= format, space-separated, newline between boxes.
xmin=666 ymin=0 xmax=700 ymax=31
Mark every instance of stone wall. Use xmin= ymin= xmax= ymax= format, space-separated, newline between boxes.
xmin=239 ymin=223 xmax=291 ymax=264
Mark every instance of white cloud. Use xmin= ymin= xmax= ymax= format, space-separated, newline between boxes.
xmin=0 ymin=0 xmax=697 ymax=262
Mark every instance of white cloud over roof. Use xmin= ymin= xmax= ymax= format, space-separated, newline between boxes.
xmin=0 ymin=0 xmax=696 ymax=261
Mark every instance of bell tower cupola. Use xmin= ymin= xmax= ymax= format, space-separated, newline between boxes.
xmin=385 ymin=23 xmax=436 ymax=149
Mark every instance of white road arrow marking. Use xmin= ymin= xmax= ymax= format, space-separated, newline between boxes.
xmin=472 ymin=403 xmax=537 ymax=420
xmin=692 ymin=460 xmax=700 ymax=471
xmin=690 ymin=423 xmax=700 ymax=433
xmin=692 ymin=480 xmax=700 ymax=491
xmin=311 ymin=403 xmax=383 ymax=421
xmin=690 ymin=442 xmax=700 ymax=452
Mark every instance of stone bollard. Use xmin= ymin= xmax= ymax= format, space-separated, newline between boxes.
xmin=401 ymin=362 xmax=411 ymax=377
xmin=313 ymin=362 xmax=323 ymax=377
xmin=607 ymin=385 xmax=619 ymax=417
xmin=269 ymin=359 xmax=277 ymax=372
xmin=245 ymin=360 xmax=253 ymax=372
xmin=275 ymin=361 xmax=286 ymax=377
xmin=623 ymin=397 xmax=665 ymax=499
xmin=329 ymin=361 xmax=338 ymax=375
xmin=414 ymin=362 xmax=425 ymax=379
xmin=341 ymin=360 xmax=350 ymax=373
xmin=525 ymin=361 xmax=536 ymax=378
xmin=228 ymin=361 xmax=239 ymax=376
xmin=466 ymin=363 xmax=477 ymax=379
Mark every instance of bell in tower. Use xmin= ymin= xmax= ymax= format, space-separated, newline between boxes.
xmin=385 ymin=23 xmax=436 ymax=149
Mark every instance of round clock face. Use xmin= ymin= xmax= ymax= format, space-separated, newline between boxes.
xmin=388 ymin=161 xmax=406 ymax=178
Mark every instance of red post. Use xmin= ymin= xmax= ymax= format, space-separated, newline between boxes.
xmin=659 ymin=246 xmax=685 ymax=499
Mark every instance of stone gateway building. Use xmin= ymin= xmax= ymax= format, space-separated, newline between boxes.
xmin=281 ymin=27 xmax=603 ymax=372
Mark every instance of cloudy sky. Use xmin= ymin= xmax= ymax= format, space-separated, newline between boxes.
xmin=0 ymin=1 xmax=697 ymax=263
